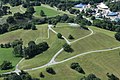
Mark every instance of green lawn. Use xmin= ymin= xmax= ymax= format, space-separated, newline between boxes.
xmin=0 ymin=24 xmax=48 ymax=46
xmin=89 ymin=26 xmax=116 ymax=38
xmin=18 ymin=30 xmax=65 ymax=70
xmin=55 ymin=27 xmax=120 ymax=61
xmin=0 ymin=48 xmax=21 ymax=73
xmin=34 ymin=4 xmax=60 ymax=17
xmin=54 ymin=23 xmax=91 ymax=41
xmin=28 ymin=49 xmax=120 ymax=80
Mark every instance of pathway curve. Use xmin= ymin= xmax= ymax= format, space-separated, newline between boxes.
xmin=1 ymin=5 xmax=120 ymax=75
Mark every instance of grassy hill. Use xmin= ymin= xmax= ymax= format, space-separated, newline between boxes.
xmin=53 ymin=23 xmax=91 ymax=41
xmin=28 ymin=48 xmax=120 ymax=80
xmin=0 ymin=48 xmax=21 ymax=73
xmin=34 ymin=4 xmax=61 ymax=17
xmin=55 ymin=26 xmax=120 ymax=61
xmin=18 ymin=30 xmax=65 ymax=70
xmin=0 ymin=24 xmax=48 ymax=46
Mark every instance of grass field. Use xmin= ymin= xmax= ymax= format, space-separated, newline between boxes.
xmin=28 ymin=48 xmax=120 ymax=80
xmin=0 ymin=48 xmax=21 ymax=73
xmin=18 ymin=30 xmax=65 ymax=70
xmin=53 ymin=23 xmax=91 ymax=41
xmin=34 ymin=4 xmax=60 ymax=17
xmin=0 ymin=24 xmax=48 ymax=46
xmin=55 ymin=26 xmax=120 ymax=61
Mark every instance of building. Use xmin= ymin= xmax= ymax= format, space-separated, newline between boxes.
xmin=97 ymin=3 xmax=108 ymax=9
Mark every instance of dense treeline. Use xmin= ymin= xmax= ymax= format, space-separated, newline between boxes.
xmin=80 ymin=74 xmax=100 ymax=80
xmin=0 ymin=6 xmax=11 ymax=17
xmin=0 ymin=61 xmax=13 ymax=70
xmin=0 ymin=39 xmax=49 ymax=59
xmin=107 ymin=1 xmax=120 ymax=12
xmin=93 ymin=18 xmax=120 ymax=32
xmin=12 ymin=41 xmax=49 ymax=59
xmin=0 ymin=6 xmax=37 ymax=34
xmin=2 ymin=70 xmax=40 ymax=80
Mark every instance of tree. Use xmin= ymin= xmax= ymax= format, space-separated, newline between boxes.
xmin=14 ymin=12 xmax=23 ymax=19
xmin=91 ymin=16 xmax=95 ymax=20
xmin=0 ymin=61 xmax=13 ymax=70
xmin=68 ymin=35 xmax=74 ymax=39
xmin=70 ymin=62 xmax=85 ymax=74
xmin=46 ymin=67 xmax=56 ymax=75
xmin=13 ymin=44 xmax=23 ymax=57
xmin=115 ymin=32 xmax=120 ymax=41
xmin=40 ymin=10 xmax=46 ymax=17
xmin=106 ymin=73 xmax=119 ymax=80
xmin=57 ymin=33 xmax=62 ymax=39
xmin=26 ymin=6 xmax=35 ymax=14
xmin=63 ymin=43 xmax=73 ymax=52
xmin=39 ymin=72 xmax=45 ymax=78
xmin=80 ymin=74 xmax=101 ymax=80
xmin=7 ymin=16 xmax=16 ymax=24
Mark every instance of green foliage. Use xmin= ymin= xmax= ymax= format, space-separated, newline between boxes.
xmin=46 ymin=67 xmax=56 ymax=75
xmin=0 ymin=61 xmax=12 ymax=70
xmin=115 ymin=32 xmax=120 ymax=41
xmin=63 ymin=43 xmax=73 ymax=52
xmin=40 ymin=10 xmax=46 ymax=17
xmin=39 ymin=72 xmax=45 ymax=78
xmin=106 ymin=73 xmax=119 ymax=80
xmin=7 ymin=16 xmax=16 ymax=24
xmin=70 ymin=62 xmax=85 ymax=74
xmin=68 ymin=35 xmax=74 ymax=39
xmin=80 ymin=74 xmax=101 ymax=80
xmin=57 ymin=33 xmax=62 ymax=39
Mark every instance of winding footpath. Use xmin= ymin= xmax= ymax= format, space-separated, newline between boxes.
xmin=2 ymin=5 xmax=120 ymax=75
xmin=2 ymin=24 xmax=120 ymax=75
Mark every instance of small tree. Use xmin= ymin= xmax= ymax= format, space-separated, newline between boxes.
xmin=46 ymin=67 xmax=56 ymax=75
xmin=39 ymin=72 xmax=45 ymax=78
xmin=40 ymin=10 xmax=46 ymax=17
xmin=63 ymin=43 xmax=73 ymax=52
xmin=68 ymin=35 xmax=74 ymax=39
xmin=57 ymin=33 xmax=62 ymax=39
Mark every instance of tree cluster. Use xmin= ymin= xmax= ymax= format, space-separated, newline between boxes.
xmin=70 ymin=62 xmax=85 ymax=74
xmin=0 ymin=61 xmax=13 ymax=70
xmin=106 ymin=73 xmax=119 ymax=80
xmin=3 ymin=70 xmax=39 ymax=80
xmin=0 ymin=6 xmax=11 ymax=17
xmin=0 ymin=39 xmax=23 ymax=48
xmin=13 ymin=41 xmax=49 ymax=59
xmin=93 ymin=19 xmax=120 ymax=32
xmin=107 ymin=1 xmax=120 ymax=12
xmin=80 ymin=74 xmax=100 ymax=80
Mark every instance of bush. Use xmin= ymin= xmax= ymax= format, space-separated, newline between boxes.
xmin=39 ymin=72 xmax=45 ymax=78
xmin=0 ymin=61 xmax=13 ymax=70
xmin=115 ymin=32 xmax=120 ymax=41
xmin=68 ymin=35 xmax=74 ymax=39
xmin=46 ymin=67 xmax=56 ymax=75
xmin=70 ymin=62 xmax=85 ymax=74
xmin=57 ymin=33 xmax=62 ymax=39
xmin=63 ymin=43 xmax=73 ymax=52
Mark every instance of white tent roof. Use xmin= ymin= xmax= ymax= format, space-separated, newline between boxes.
xmin=97 ymin=3 xmax=108 ymax=9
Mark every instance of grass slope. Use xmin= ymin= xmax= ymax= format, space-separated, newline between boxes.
xmin=28 ymin=49 xmax=120 ymax=80
xmin=0 ymin=48 xmax=21 ymax=73
xmin=54 ymin=23 xmax=91 ymax=41
xmin=0 ymin=24 xmax=48 ymax=46
xmin=18 ymin=30 xmax=65 ymax=70
xmin=34 ymin=4 xmax=60 ymax=17
xmin=56 ymin=26 xmax=120 ymax=61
